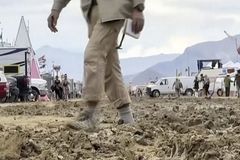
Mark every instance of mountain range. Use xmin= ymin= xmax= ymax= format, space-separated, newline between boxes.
xmin=36 ymin=46 xmax=178 ymax=80
xmin=36 ymin=35 xmax=240 ymax=84
xmin=127 ymin=35 xmax=240 ymax=84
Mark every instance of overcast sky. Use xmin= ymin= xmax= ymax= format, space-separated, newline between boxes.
xmin=0 ymin=0 xmax=240 ymax=58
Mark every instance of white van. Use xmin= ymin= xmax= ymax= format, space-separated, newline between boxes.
xmin=215 ymin=77 xmax=236 ymax=96
xmin=146 ymin=76 xmax=195 ymax=97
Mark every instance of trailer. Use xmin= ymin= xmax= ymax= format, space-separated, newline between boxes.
xmin=0 ymin=48 xmax=31 ymax=101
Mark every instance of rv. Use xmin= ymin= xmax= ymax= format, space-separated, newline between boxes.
xmin=146 ymin=76 xmax=195 ymax=97
xmin=0 ymin=48 xmax=48 ymax=101
xmin=0 ymin=17 xmax=48 ymax=101
xmin=0 ymin=48 xmax=31 ymax=101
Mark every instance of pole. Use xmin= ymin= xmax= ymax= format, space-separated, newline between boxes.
xmin=188 ymin=66 xmax=190 ymax=76
xmin=0 ymin=28 xmax=3 ymax=47
xmin=25 ymin=51 xmax=28 ymax=76
xmin=235 ymin=38 xmax=240 ymax=62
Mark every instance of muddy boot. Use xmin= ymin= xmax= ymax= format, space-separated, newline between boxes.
xmin=117 ymin=104 xmax=135 ymax=125
xmin=67 ymin=107 xmax=98 ymax=132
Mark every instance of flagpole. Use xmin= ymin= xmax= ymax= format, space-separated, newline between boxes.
xmin=0 ymin=20 xmax=2 ymax=46
xmin=0 ymin=28 xmax=3 ymax=47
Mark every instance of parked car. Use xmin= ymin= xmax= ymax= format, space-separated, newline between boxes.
xmin=0 ymin=71 xmax=9 ymax=102
xmin=30 ymin=78 xmax=48 ymax=101
xmin=146 ymin=76 xmax=195 ymax=97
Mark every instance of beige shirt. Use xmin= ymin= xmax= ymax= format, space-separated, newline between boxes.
xmin=52 ymin=0 xmax=145 ymax=22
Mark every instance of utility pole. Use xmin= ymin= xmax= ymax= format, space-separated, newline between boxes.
xmin=0 ymin=28 xmax=3 ymax=47
xmin=0 ymin=20 xmax=3 ymax=47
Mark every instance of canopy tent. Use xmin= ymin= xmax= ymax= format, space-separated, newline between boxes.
xmin=14 ymin=16 xmax=41 ymax=79
xmin=223 ymin=61 xmax=235 ymax=68
xmin=223 ymin=61 xmax=240 ymax=69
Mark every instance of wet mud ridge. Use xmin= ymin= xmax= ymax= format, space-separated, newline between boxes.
xmin=0 ymin=98 xmax=240 ymax=160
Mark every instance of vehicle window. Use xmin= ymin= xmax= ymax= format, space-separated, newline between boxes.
xmin=0 ymin=77 xmax=1 ymax=82
xmin=160 ymin=79 xmax=168 ymax=85
xmin=165 ymin=79 xmax=168 ymax=85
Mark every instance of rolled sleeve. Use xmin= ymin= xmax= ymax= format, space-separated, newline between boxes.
xmin=52 ymin=0 xmax=71 ymax=11
xmin=133 ymin=0 xmax=145 ymax=8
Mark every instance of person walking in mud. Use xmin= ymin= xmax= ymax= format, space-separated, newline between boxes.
xmin=172 ymin=78 xmax=183 ymax=97
xmin=198 ymin=74 xmax=205 ymax=96
xmin=54 ymin=76 xmax=63 ymax=100
xmin=224 ymin=75 xmax=233 ymax=97
xmin=193 ymin=76 xmax=199 ymax=97
xmin=48 ymin=0 xmax=145 ymax=131
xmin=62 ymin=74 xmax=70 ymax=101
xmin=203 ymin=75 xmax=210 ymax=97
xmin=234 ymin=70 xmax=240 ymax=98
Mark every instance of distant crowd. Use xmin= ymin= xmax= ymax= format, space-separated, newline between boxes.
xmin=128 ymin=69 xmax=240 ymax=99
xmin=50 ymin=74 xmax=76 ymax=101
xmin=193 ymin=70 xmax=240 ymax=98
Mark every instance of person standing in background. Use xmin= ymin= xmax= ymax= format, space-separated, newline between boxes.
xmin=224 ymin=75 xmax=232 ymax=97
xmin=62 ymin=74 xmax=70 ymax=101
xmin=172 ymin=78 xmax=183 ymax=97
xmin=203 ymin=75 xmax=210 ymax=97
xmin=54 ymin=76 xmax=63 ymax=100
xmin=193 ymin=76 xmax=199 ymax=97
xmin=234 ymin=70 xmax=240 ymax=98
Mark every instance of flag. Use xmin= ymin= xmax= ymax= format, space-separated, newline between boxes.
xmin=40 ymin=64 xmax=46 ymax=69
xmin=38 ymin=55 xmax=46 ymax=64
xmin=38 ymin=55 xmax=46 ymax=69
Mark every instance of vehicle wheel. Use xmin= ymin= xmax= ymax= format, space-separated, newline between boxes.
xmin=217 ymin=89 xmax=223 ymax=97
xmin=152 ymin=90 xmax=160 ymax=97
xmin=29 ymin=89 xmax=39 ymax=101
xmin=185 ymin=89 xmax=194 ymax=96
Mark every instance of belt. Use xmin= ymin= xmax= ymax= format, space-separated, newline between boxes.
xmin=92 ymin=0 xmax=97 ymax=5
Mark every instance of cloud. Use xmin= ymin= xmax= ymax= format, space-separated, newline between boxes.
xmin=0 ymin=0 xmax=240 ymax=58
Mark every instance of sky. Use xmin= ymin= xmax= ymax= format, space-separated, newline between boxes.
xmin=0 ymin=0 xmax=240 ymax=58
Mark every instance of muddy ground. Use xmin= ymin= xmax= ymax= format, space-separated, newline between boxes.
xmin=0 ymin=97 xmax=240 ymax=160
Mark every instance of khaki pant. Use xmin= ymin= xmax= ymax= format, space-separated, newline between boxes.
xmin=82 ymin=5 xmax=131 ymax=108
xmin=175 ymin=88 xmax=181 ymax=97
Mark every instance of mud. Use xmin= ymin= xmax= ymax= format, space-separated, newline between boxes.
xmin=0 ymin=97 xmax=240 ymax=160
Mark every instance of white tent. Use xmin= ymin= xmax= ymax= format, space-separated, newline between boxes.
xmin=14 ymin=16 xmax=32 ymax=48
xmin=14 ymin=16 xmax=41 ymax=78
xmin=233 ymin=62 xmax=240 ymax=68
xmin=223 ymin=61 xmax=235 ymax=68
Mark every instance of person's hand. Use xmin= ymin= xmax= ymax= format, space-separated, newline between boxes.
xmin=132 ymin=9 xmax=144 ymax=34
xmin=48 ymin=10 xmax=60 ymax=32
xmin=237 ymin=46 xmax=240 ymax=55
